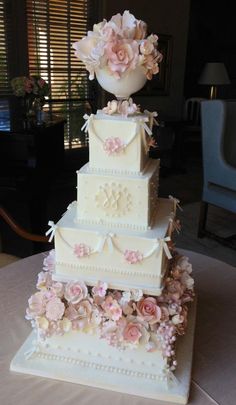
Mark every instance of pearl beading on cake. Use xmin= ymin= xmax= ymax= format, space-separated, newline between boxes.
xmin=35 ymin=351 xmax=167 ymax=382
xmin=55 ymin=260 xmax=163 ymax=280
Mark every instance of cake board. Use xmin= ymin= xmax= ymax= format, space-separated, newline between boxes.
xmin=10 ymin=299 xmax=196 ymax=404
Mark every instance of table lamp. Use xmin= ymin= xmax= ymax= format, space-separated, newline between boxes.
xmin=198 ymin=62 xmax=230 ymax=99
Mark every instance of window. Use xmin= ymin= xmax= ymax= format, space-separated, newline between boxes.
xmin=0 ymin=0 xmax=11 ymax=96
xmin=26 ymin=0 xmax=97 ymax=148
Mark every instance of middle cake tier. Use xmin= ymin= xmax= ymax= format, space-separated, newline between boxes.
xmin=76 ymin=159 xmax=160 ymax=231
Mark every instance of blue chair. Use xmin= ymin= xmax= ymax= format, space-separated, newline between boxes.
xmin=198 ymin=100 xmax=236 ymax=247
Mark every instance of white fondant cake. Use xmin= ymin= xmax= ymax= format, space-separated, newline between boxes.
xmin=10 ymin=10 xmax=195 ymax=405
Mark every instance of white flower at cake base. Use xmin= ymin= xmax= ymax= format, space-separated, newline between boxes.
xmin=43 ymin=249 xmax=55 ymax=272
xmin=45 ymin=297 xmax=65 ymax=321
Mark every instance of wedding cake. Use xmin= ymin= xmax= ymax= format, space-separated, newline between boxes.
xmin=10 ymin=11 xmax=196 ymax=404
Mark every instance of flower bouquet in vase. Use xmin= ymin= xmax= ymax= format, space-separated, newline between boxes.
xmin=72 ymin=10 xmax=163 ymax=114
xmin=11 ymin=75 xmax=49 ymax=123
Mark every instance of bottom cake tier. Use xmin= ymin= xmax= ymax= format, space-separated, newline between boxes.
xmin=10 ymin=299 xmax=196 ymax=404
xmin=10 ymin=250 xmax=196 ymax=404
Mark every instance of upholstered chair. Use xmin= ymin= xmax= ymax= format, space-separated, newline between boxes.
xmin=198 ymin=100 xmax=236 ymax=246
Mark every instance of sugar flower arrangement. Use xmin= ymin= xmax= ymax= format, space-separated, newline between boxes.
xmin=26 ymin=249 xmax=194 ymax=371
xmin=72 ymin=10 xmax=163 ymax=81
xmin=11 ymin=75 xmax=49 ymax=99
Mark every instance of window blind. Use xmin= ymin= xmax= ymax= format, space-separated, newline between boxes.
xmin=0 ymin=1 xmax=11 ymax=96
xmin=26 ymin=0 xmax=97 ymax=148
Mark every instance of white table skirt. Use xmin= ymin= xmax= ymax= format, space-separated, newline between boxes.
xmin=1 ymin=249 xmax=236 ymax=405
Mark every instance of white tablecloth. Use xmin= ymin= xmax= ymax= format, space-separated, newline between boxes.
xmin=1 ymin=249 xmax=236 ymax=405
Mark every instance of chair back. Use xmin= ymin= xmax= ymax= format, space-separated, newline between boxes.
xmin=201 ymin=100 xmax=236 ymax=212
xmin=183 ymin=97 xmax=206 ymax=125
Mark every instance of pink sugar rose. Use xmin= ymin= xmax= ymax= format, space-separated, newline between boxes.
xmin=43 ymin=249 xmax=55 ymax=272
xmin=102 ymin=295 xmax=122 ymax=321
xmin=136 ymin=297 xmax=162 ymax=324
xmin=64 ymin=280 xmax=88 ymax=304
xmin=45 ymin=297 xmax=65 ymax=321
xmin=103 ymin=137 xmax=124 ymax=155
xmin=124 ymin=249 xmax=143 ymax=264
xmin=105 ymin=39 xmax=139 ymax=79
xmin=74 ymin=243 xmax=91 ymax=258
xmin=123 ymin=322 xmax=142 ymax=343
xmin=27 ymin=291 xmax=47 ymax=317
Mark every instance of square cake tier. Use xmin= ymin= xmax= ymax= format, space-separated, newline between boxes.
xmin=52 ymin=197 xmax=174 ymax=296
xmin=87 ymin=111 xmax=152 ymax=174
xmin=76 ymin=159 xmax=160 ymax=232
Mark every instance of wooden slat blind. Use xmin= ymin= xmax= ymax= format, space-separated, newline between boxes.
xmin=26 ymin=0 xmax=96 ymax=148
xmin=0 ymin=1 xmax=11 ymax=96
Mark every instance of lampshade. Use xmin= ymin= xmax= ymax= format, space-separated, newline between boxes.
xmin=198 ymin=63 xmax=230 ymax=85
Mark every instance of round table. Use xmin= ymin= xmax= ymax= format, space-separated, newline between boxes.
xmin=1 ymin=249 xmax=236 ymax=405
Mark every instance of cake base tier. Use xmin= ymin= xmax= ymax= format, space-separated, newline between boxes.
xmin=10 ymin=299 xmax=196 ymax=404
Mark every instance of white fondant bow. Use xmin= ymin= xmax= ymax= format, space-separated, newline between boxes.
xmin=169 ymin=195 xmax=183 ymax=211
xmin=154 ymin=237 xmax=172 ymax=259
xmin=45 ymin=221 xmax=58 ymax=242
xmin=81 ymin=114 xmax=93 ymax=132
xmin=97 ymin=232 xmax=114 ymax=253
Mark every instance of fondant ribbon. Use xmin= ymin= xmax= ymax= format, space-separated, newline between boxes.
xmin=162 ymin=366 xmax=179 ymax=386
xmin=160 ymin=237 xmax=172 ymax=259
xmin=169 ymin=216 xmax=181 ymax=234
xmin=141 ymin=121 xmax=153 ymax=136
xmin=97 ymin=232 xmax=114 ymax=253
xmin=81 ymin=114 xmax=93 ymax=132
xmin=151 ymin=236 xmax=172 ymax=259
xmin=169 ymin=195 xmax=183 ymax=211
xmin=144 ymin=110 xmax=158 ymax=130
xmin=45 ymin=221 xmax=57 ymax=242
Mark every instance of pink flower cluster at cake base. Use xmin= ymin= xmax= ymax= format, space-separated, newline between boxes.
xmin=72 ymin=10 xmax=163 ymax=81
xmin=26 ymin=249 xmax=194 ymax=371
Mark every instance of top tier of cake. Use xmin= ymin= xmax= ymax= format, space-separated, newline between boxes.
xmin=87 ymin=111 xmax=153 ymax=175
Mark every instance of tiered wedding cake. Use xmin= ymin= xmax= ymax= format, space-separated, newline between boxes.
xmin=11 ymin=11 xmax=195 ymax=404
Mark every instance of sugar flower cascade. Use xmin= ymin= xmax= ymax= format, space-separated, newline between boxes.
xmin=73 ymin=10 xmax=162 ymax=82
xmin=26 ymin=250 xmax=194 ymax=372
